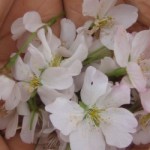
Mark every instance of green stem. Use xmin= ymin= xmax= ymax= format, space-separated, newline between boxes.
xmin=66 ymin=144 xmax=71 ymax=150
xmin=106 ymin=67 xmax=127 ymax=78
xmin=30 ymin=110 xmax=36 ymax=130
xmin=83 ymin=46 xmax=113 ymax=66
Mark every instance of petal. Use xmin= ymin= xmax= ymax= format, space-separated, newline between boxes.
xmin=100 ymin=25 xmax=118 ymax=50
xmin=37 ymin=28 xmax=52 ymax=62
xmin=20 ymin=113 xmax=38 ymax=143
xmin=114 ymin=26 xmax=131 ymax=67
xmin=45 ymin=98 xmax=84 ymax=135
xmin=98 ymin=0 xmax=117 ymax=17
xmin=127 ymin=62 xmax=146 ymax=92
xmin=17 ymin=82 xmax=32 ymax=102
xmin=38 ymin=85 xmax=74 ymax=105
xmin=107 ymin=4 xmax=138 ymax=29
xmin=17 ymin=102 xmax=30 ymax=116
xmin=38 ymin=86 xmax=66 ymax=105
xmin=5 ymin=84 xmax=21 ymax=110
xmin=5 ymin=112 xmax=18 ymax=139
xmin=82 ymin=0 xmax=100 ymax=17
xmin=140 ymin=89 xmax=150 ymax=112
xmin=133 ymin=125 xmax=150 ymax=145
xmin=60 ymin=18 xmax=76 ymax=48
xmin=97 ymin=83 xmax=130 ymax=108
xmin=23 ymin=11 xmax=44 ymax=32
xmin=61 ymin=44 xmax=88 ymax=67
xmin=41 ymin=67 xmax=73 ymax=90
xmin=81 ymin=66 xmax=108 ymax=106
xmin=0 ymin=75 xmax=15 ymax=100
xmin=98 ymin=57 xmax=118 ymax=73
xmin=70 ymin=121 xmax=106 ymax=150
xmin=12 ymin=56 xmax=32 ymax=81
xmin=46 ymin=27 xmax=61 ymax=55
xmin=101 ymin=108 xmax=137 ymax=148
xmin=131 ymin=30 xmax=150 ymax=62
xmin=27 ymin=44 xmax=48 ymax=76
xmin=11 ymin=18 xmax=25 ymax=40
xmin=64 ymin=60 xmax=83 ymax=76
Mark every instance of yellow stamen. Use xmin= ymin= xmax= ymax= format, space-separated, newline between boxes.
xmin=139 ymin=113 xmax=150 ymax=128
xmin=87 ymin=106 xmax=104 ymax=127
xmin=29 ymin=75 xmax=41 ymax=89
xmin=50 ymin=55 xmax=62 ymax=67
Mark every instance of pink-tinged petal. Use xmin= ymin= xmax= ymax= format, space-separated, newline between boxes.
xmin=140 ymin=90 xmax=150 ymax=112
xmin=131 ymin=30 xmax=150 ymax=62
xmin=47 ymin=28 xmax=61 ymax=55
xmin=97 ymin=83 xmax=130 ymax=108
xmin=100 ymin=25 xmax=118 ymax=50
xmin=37 ymin=28 xmax=52 ymax=62
xmin=133 ymin=124 xmax=150 ymax=145
xmin=98 ymin=0 xmax=117 ymax=17
xmin=5 ymin=112 xmax=18 ymax=139
xmin=17 ymin=82 xmax=32 ymax=102
xmin=17 ymin=102 xmax=30 ymax=116
xmin=27 ymin=44 xmax=48 ymax=76
xmin=70 ymin=121 xmax=106 ymax=150
xmin=20 ymin=113 xmax=38 ymax=143
xmin=127 ymin=62 xmax=146 ymax=92
xmin=41 ymin=67 xmax=73 ymax=90
xmin=82 ymin=0 xmax=100 ymax=17
xmin=11 ymin=18 xmax=25 ymax=40
xmin=61 ymin=44 xmax=88 ymax=67
xmin=23 ymin=11 xmax=44 ymax=32
xmin=101 ymin=108 xmax=137 ymax=148
xmin=99 ymin=57 xmax=118 ymax=73
xmin=0 ymin=75 xmax=15 ymax=100
xmin=114 ymin=26 xmax=131 ymax=67
xmin=121 ymin=76 xmax=134 ymax=89
xmin=38 ymin=85 xmax=74 ymax=105
xmin=107 ymin=4 xmax=138 ymax=29
xmin=60 ymin=18 xmax=76 ymax=48
xmin=81 ymin=66 xmax=108 ymax=106
xmin=12 ymin=56 xmax=32 ymax=82
xmin=5 ymin=84 xmax=21 ymax=110
xmin=45 ymin=98 xmax=84 ymax=135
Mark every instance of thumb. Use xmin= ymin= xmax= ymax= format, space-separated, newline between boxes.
xmin=0 ymin=136 xmax=9 ymax=150
xmin=0 ymin=0 xmax=14 ymax=29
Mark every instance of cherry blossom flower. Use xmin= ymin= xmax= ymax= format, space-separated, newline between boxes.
xmin=82 ymin=0 xmax=138 ymax=49
xmin=11 ymin=11 xmax=44 ymax=40
xmin=114 ymin=26 xmax=150 ymax=112
xmin=46 ymin=66 xmax=137 ymax=150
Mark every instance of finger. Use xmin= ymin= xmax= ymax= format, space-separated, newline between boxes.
xmin=6 ymin=133 xmax=35 ymax=150
xmin=0 ymin=0 xmax=63 ymax=63
xmin=125 ymin=0 xmax=150 ymax=27
xmin=0 ymin=0 xmax=14 ymax=29
xmin=0 ymin=136 xmax=9 ymax=150
xmin=63 ymin=0 xmax=90 ymax=27
xmin=0 ymin=0 xmax=63 ymax=37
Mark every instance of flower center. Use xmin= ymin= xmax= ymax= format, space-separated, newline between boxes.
xmin=89 ymin=16 xmax=113 ymax=34
xmin=30 ymin=75 xmax=41 ymax=89
xmin=50 ymin=55 xmax=62 ymax=67
xmin=139 ymin=113 xmax=150 ymax=128
xmin=87 ymin=106 xmax=103 ymax=127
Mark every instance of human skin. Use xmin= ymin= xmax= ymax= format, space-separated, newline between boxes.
xmin=0 ymin=0 xmax=149 ymax=150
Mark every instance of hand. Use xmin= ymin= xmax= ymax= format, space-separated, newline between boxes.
xmin=0 ymin=0 xmax=63 ymax=64
xmin=0 ymin=0 xmax=150 ymax=150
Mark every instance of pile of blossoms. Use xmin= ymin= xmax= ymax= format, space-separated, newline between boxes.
xmin=1 ymin=0 xmax=150 ymax=150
